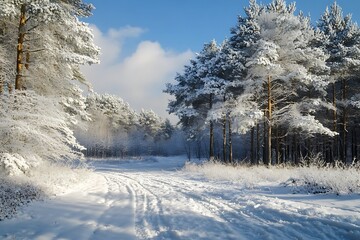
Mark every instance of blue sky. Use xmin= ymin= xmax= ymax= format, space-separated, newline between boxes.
xmin=82 ymin=0 xmax=360 ymax=122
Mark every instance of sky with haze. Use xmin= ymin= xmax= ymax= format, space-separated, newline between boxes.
xmin=82 ymin=0 xmax=360 ymax=123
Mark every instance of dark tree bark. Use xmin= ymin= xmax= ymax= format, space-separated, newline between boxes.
xmin=209 ymin=94 xmax=214 ymax=160
xmin=228 ymin=117 xmax=233 ymax=164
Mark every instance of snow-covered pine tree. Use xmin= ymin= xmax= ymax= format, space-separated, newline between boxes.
xmin=205 ymin=39 xmax=244 ymax=163
xmin=318 ymin=2 xmax=360 ymax=163
xmin=0 ymin=0 xmax=99 ymax=174
xmin=166 ymin=57 xmax=210 ymax=159
xmin=237 ymin=0 xmax=335 ymax=165
xmin=167 ymin=40 xmax=235 ymax=160
xmin=228 ymin=0 xmax=264 ymax=164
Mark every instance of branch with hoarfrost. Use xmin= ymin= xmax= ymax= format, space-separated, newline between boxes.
xmin=0 ymin=92 xmax=85 ymax=176
xmin=282 ymin=103 xmax=337 ymax=137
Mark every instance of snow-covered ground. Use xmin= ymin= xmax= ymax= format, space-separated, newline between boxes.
xmin=1 ymin=156 xmax=360 ymax=239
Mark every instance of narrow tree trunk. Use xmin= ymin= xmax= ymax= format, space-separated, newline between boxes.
xmin=256 ymin=123 xmax=260 ymax=165
xmin=332 ymin=82 xmax=337 ymax=163
xmin=266 ymin=75 xmax=272 ymax=166
xmin=209 ymin=94 xmax=214 ymax=160
xmin=341 ymin=79 xmax=348 ymax=163
xmin=0 ymin=64 xmax=3 ymax=94
xmin=228 ymin=117 xmax=233 ymax=164
xmin=222 ymin=112 xmax=227 ymax=163
xmin=275 ymin=126 xmax=279 ymax=165
xmin=263 ymin=109 xmax=267 ymax=164
xmin=15 ymin=4 xmax=27 ymax=90
xmin=250 ymin=127 xmax=254 ymax=164
xmin=293 ymin=135 xmax=298 ymax=165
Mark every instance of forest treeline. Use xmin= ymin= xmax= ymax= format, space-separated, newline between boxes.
xmin=1 ymin=0 xmax=360 ymax=176
xmin=166 ymin=0 xmax=360 ymax=166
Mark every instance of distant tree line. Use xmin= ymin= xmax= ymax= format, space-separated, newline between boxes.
xmin=166 ymin=0 xmax=360 ymax=165
xmin=75 ymin=93 xmax=185 ymax=157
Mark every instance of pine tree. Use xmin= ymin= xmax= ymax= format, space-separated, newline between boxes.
xmin=231 ymin=0 xmax=335 ymax=165
xmin=318 ymin=2 xmax=360 ymax=163
xmin=0 ymin=0 xmax=99 ymax=174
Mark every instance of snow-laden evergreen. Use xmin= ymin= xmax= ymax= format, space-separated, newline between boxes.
xmin=0 ymin=0 xmax=99 ymax=175
xmin=167 ymin=0 xmax=360 ymax=164
xmin=317 ymin=2 xmax=360 ymax=163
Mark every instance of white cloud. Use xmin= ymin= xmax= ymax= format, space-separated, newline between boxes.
xmin=90 ymin=25 xmax=145 ymax=65
xmin=82 ymin=25 xmax=193 ymax=123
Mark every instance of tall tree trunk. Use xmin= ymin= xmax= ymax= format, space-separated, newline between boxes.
xmin=294 ymin=135 xmax=299 ymax=165
xmin=332 ymin=82 xmax=337 ymax=163
xmin=209 ymin=94 xmax=214 ymax=160
xmin=341 ymin=79 xmax=348 ymax=163
xmin=228 ymin=117 xmax=233 ymax=164
xmin=15 ymin=4 xmax=27 ymax=90
xmin=256 ymin=123 xmax=260 ymax=165
xmin=266 ymin=75 xmax=272 ymax=166
xmin=222 ymin=112 xmax=227 ymax=163
xmin=263 ymin=109 xmax=267 ymax=164
xmin=0 ymin=64 xmax=3 ymax=94
xmin=275 ymin=126 xmax=279 ymax=165
xmin=251 ymin=127 xmax=254 ymax=164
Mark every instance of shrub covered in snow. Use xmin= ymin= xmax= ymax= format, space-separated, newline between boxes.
xmin=0 ymin=153 xmax=31 ymax=176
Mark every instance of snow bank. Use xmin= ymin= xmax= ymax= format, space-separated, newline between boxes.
xmin=0 ymin=161 xmax=94 ymax=221
xmin=184 ymin=161 xmax=360 ymax=195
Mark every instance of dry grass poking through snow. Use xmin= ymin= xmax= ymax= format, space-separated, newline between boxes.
xmin=184 ymin=161 xmax=360 ymax=195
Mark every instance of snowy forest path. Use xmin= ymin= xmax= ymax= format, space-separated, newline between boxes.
xmin=94 ymin=157 xmax=360 ymax=239
xmin=1 ymin=156 xmax=360 ymax=239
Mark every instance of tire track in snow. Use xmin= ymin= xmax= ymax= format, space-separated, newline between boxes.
xmin=121 ymin=172 xmax=360 ymax=240
xmin=113 ymin=172 xmax=242 ymax=239
xmin=88 ymin=173 xmax=136 ymax=240
xmin=103 ymin=172 xmax=182 ymax=240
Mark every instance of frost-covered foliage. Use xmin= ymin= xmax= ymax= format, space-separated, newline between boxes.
xmin=0 ymin=153 xmax=31 ymax=176
xmin=242 ymin=0 xmax=332 ymax=136
xmin=0 ymin=92 xmax=85 ymax=175
xmin=0 ymin=0 xmax=99 ymax=93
